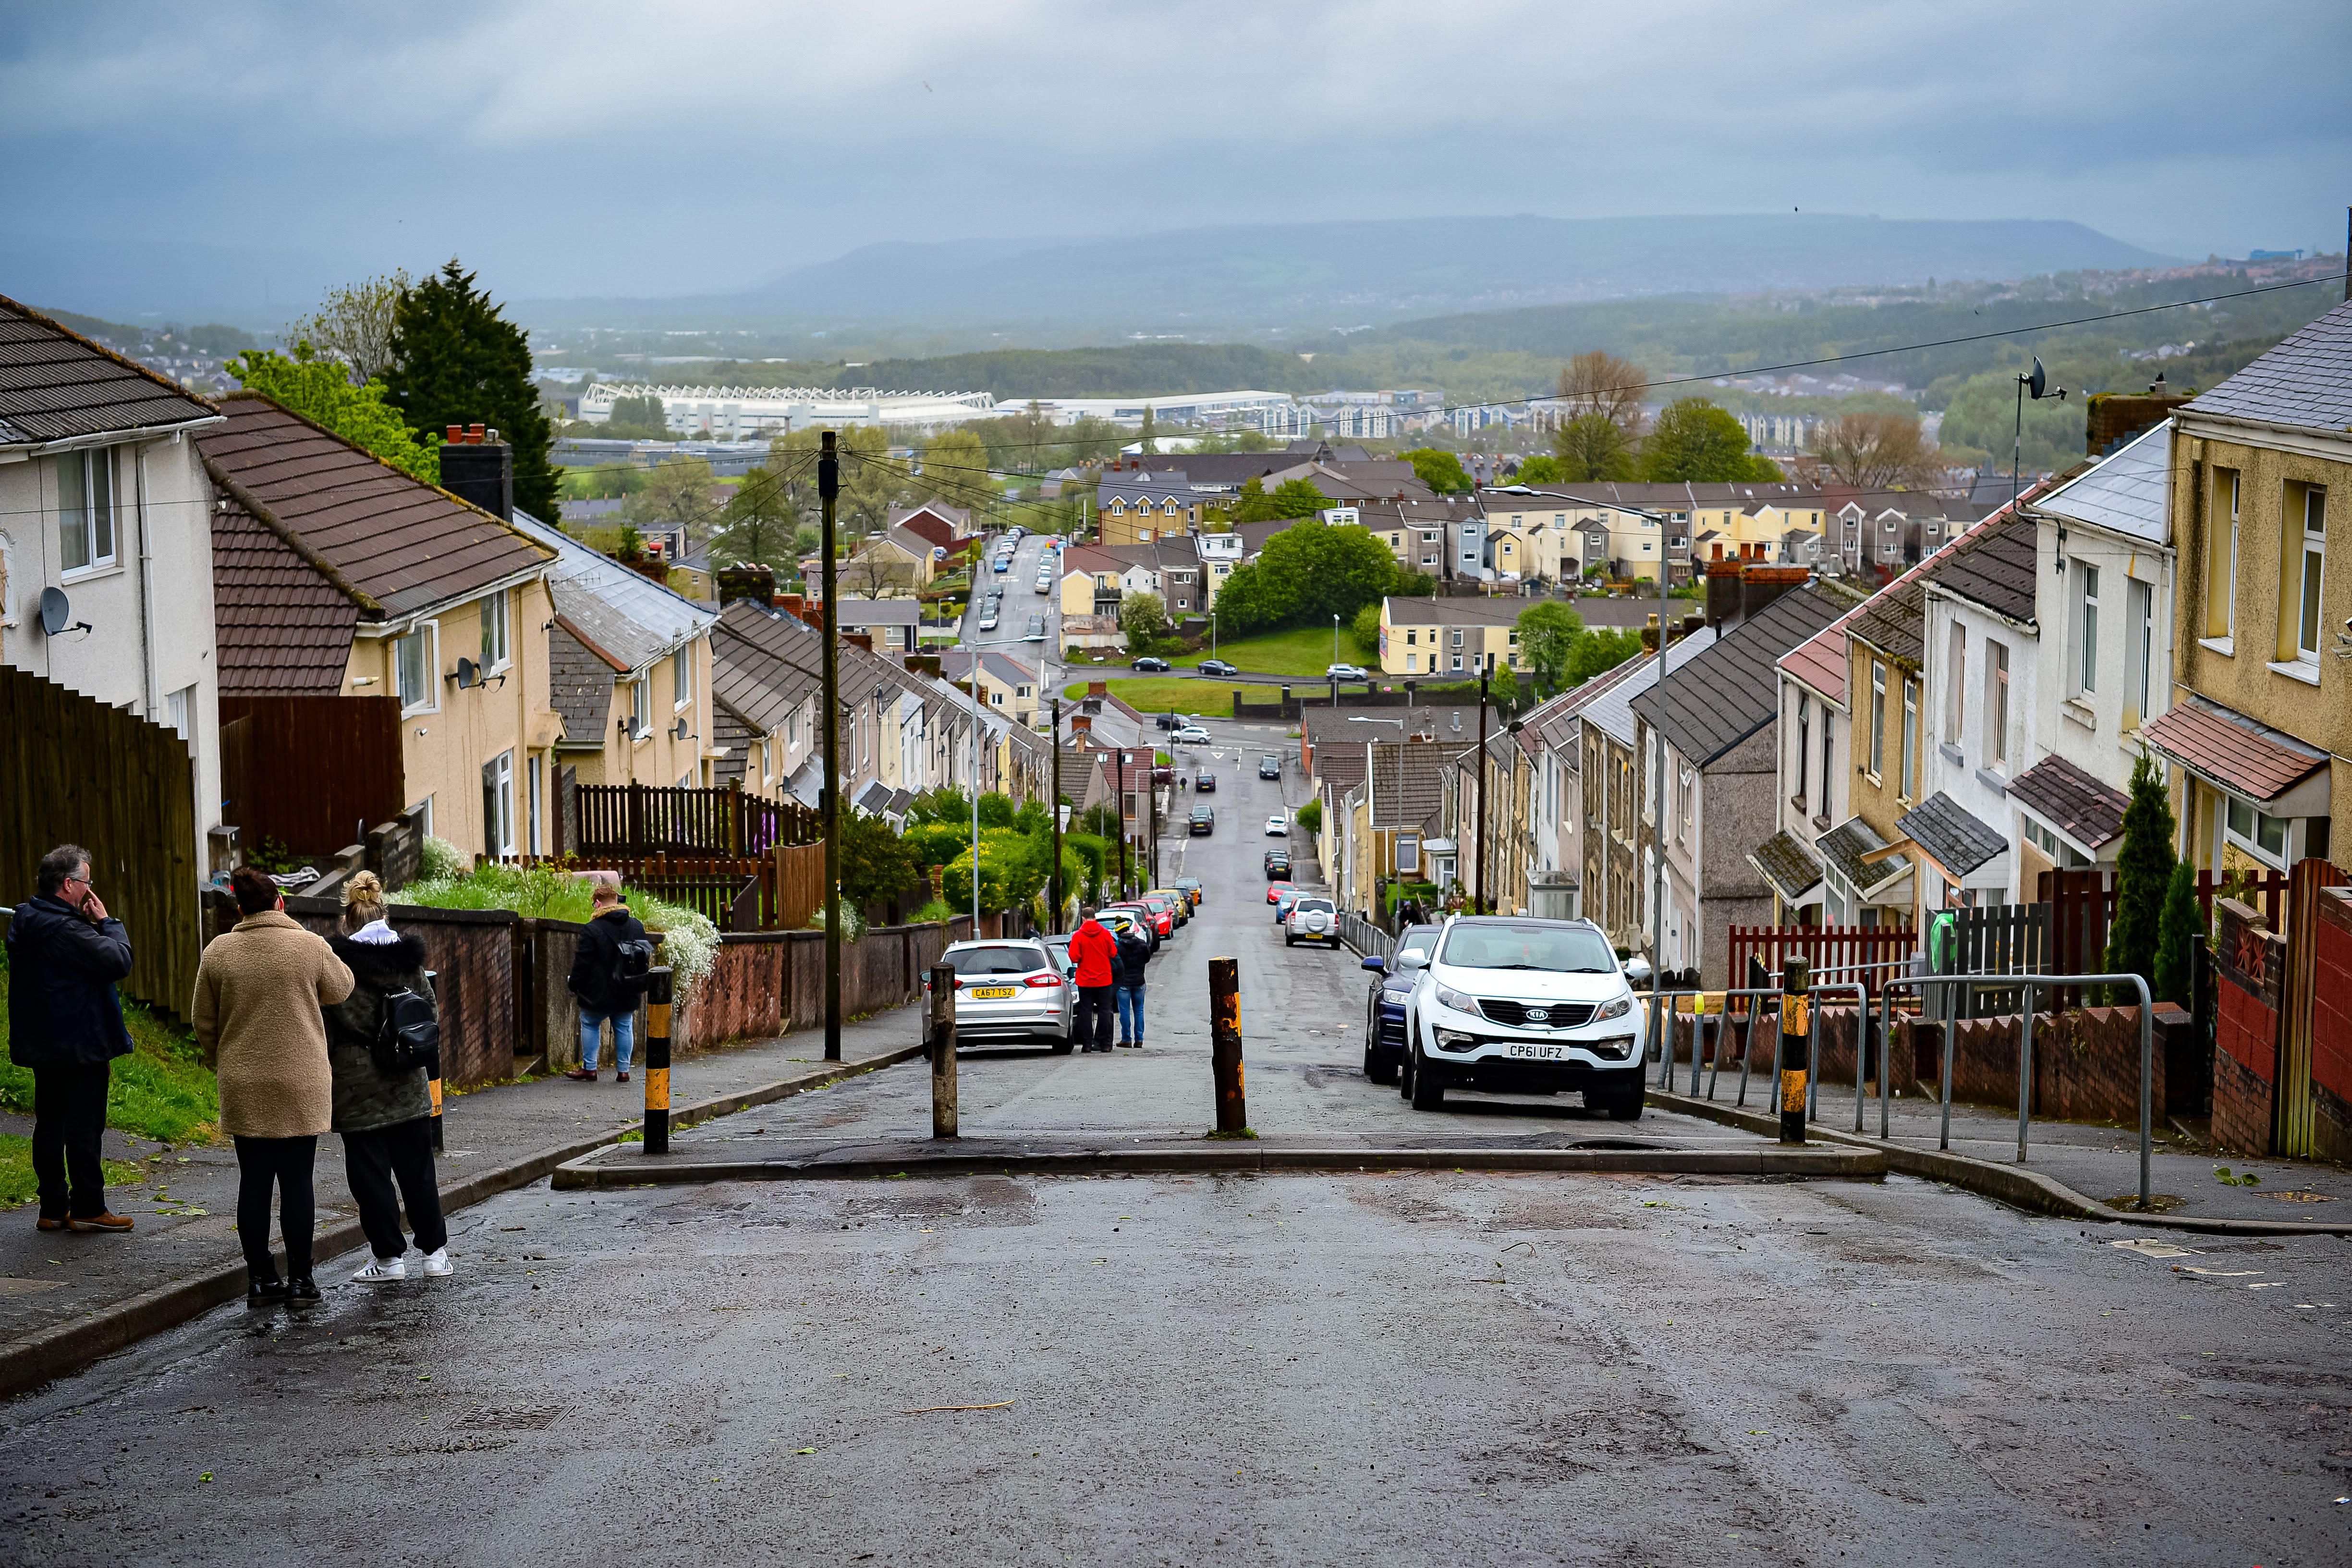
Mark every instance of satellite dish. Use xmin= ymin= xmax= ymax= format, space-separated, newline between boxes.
xmin=454 ymin=656 xmax=480 ymax=689
xmin=2026 ymin=358 xmax=2047 ymax=400
xmin=38 ymin=587 xmax=71 ymax=637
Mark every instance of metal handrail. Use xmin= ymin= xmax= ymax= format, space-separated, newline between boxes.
xmin=1865 ymin=969 xmax=2156 ymax=1209
xmin=1652 ymin=984 xmax=1866 ymax=1131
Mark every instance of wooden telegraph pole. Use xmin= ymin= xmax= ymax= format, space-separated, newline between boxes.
xmin=820 ymin=431 xmax=842 ymax=1062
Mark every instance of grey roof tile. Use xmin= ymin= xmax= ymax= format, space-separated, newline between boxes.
xmin=2032 ymin=422 xmax=2169 ymax=547
xmin=2004 ymin=754 xmax=2128 ymax=850
xmin=2182 ymin=297 xmax=2352 ymax=435
xmin=1747 ymin=828 xmax=1823 ymax=903
xmin=1897 ymin=790 xmax=2007 ymax=878
xmin=1628 ymin=588 xmax=1845 ymax=766
xmin=1817 ymin=815 xmax=1910 ymax=897
xmin=1924 ymin=506 xmax=2038 ymax=625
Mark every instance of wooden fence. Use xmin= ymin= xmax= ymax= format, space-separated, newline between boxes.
xmin=0 ymin=666 xmax=200 ymax=1018
xmin=2043 ymin=866 xmax=2292 ymax=998
xmin=219 ymin=694 xmax=405 ymax=857
xmin=1726 ymin=924 xmax=1917 ymax=994
xmin=568 ymin=782 xmax=821 ymax=859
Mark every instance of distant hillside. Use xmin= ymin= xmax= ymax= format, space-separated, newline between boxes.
xmin=736 ymin=214 xmax=2173 ymax=332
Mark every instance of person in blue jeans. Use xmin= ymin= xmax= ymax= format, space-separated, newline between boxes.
xmin=1112 ymin=919 xmax=1152 ymax=1048
xmin=564 ymin=884 xmax=646 ymax=1083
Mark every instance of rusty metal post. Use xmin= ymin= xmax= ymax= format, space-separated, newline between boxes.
xmin=1779 ymin=955 xmax=1810 ymax=1144
xmin=643 ymin=966 xmax=674 ymax=1155
xmin=1210 ymin=956 xmax=1247 ymax=1133
xmin=929 ymin=963 xmax=959 ymax=1139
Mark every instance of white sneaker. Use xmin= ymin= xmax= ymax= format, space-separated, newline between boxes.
xmin=420 ymin=1248 xmax=453 ymax=1277
xmin=353 ymin=1254 xmax=406 ymax=1283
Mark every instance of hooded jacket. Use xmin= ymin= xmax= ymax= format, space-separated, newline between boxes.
xmin=4 ymin=894 xmax=133 ymax=1069
xmin=323 ymin=930 xmax=436 ymax=1133
xmin=568 ymin=904 xmax=649 ymax=1016
xmin=1114 ymin=927 xmax=1152 ymax=990
xmin=1066 ymin=918 xmax=1117 ymax=988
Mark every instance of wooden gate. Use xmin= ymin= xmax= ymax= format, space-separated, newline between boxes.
xmin=220 ymin=694 xmax=404 ymax=856
xmin=571 ymin=782 xmax=821 ymax=857
xmin=0 ymin=666 xmax=200 ymax=1017
xmin=2279 ymin=858 xmax=2350 ymax=1157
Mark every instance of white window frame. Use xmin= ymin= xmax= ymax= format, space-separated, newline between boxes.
xmin=396 ymin=624 xmax=439 ymax=717
xmin=1793 ymin=694 xmax=1809 ymax=809
xmin=1986 ymin=640 xmax=2009 ymax=769
xmin=1900 ymin=679 xmax=1918 ymax=802
xmin=2072 ymin=563 xmax=2099 ymax=696
xmin=1868 ymin=662 xmax=1887 ymax=778
xmin=2124 ymin=577 xmax=2154 ymax=724
xmin=483 ymin=749 xmax=515 ymax=860
xmin=480 ymin=589 xmax=512 ymax=674
xmin=631 ymin=675 xmax=653 ymax=741
xmin=56 ymin=448 xmax=119 ymax=576
xmin=672 ymin=647 xmax=693 ymax=710
xmin=2296 ymin=486 xmax=2326 ymax=663
xmin=1942 ymin=623 xmax=1965 ymax=746
xmin=2224 ymin=796 xmax=2290 ymax=868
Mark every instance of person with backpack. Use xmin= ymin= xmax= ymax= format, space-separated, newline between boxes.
xmin=1112 ymin=916 xmax=1152 ymax=1048
xmin=191 ymin=864 xmax=354 ymax=1307
xmin=565 ymin=882 xmax=649 ymax=1082
xmin=323 ymin=873 xmax=449 ymax=1284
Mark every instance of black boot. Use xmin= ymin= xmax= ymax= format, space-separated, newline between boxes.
xmin=286 ymin=1276 xmax=322 ymax=1306
xmin=246 ymin=1274 xmax=286 ymax=1308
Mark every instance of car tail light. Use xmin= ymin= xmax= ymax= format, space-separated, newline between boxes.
xmin=1025 ymin=973 xmax=1064 ymax=988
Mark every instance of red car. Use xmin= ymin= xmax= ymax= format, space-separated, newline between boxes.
xmin=1266 ymin=880 xmax=1294 ymax=905
xmin=1137 ymin=895 xmax=1176 ymax=937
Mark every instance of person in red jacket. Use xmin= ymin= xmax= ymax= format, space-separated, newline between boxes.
xmin=1066 ymin=906 xmax=1119 ymax=1053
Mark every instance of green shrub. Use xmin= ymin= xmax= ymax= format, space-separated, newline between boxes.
xmin=1295 ymin=800 xmax=1321 ymax=834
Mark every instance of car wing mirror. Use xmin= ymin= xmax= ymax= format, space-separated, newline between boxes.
xmin=1623 ymin=957 xmax=1654 ymax=988
xmin=1360 ymin=955 xmax=1386 ymax=973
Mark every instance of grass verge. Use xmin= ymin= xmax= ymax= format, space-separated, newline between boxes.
xmin=1062 ymin=679 xmax=1235 ymax=717
xmin=1167 ymin=625 xmax=1362 ymax=677
xmin=0 ymin=1135 xmax=145 ymax=1207
xmin=0 ymin=960 xmax=221 ymax=1155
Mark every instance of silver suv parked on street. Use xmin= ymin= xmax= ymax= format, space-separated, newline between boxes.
xmin=1398 ymin=916 xmax=1644 ymax=1117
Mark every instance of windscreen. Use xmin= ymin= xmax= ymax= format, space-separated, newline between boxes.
xmin=1437 ymin=923 xmax=1617 ymax=974
xmin=946 ymin=944 xmax=1050 ymax=976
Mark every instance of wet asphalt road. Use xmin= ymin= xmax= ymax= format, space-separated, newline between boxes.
xmin=4 ymin=1168 xmax=2349 ymax=1567
xmin=6 ymin=729 xmax=2352 ymax=1565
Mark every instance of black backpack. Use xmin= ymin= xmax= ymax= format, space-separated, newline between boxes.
xmin=612 ymin=936 xmax=656 ymax=991
xmin=373 ymin=987 xmax=440 ymax=1074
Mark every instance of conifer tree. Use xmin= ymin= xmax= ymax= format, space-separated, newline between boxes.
xmin=2153 ymin=859 xmax=2199 ymax=1005
xmin=2102 ymin=750 xmax=2176 ymax=1004
xmin=384 ymin=259 xmax=559 ymax=522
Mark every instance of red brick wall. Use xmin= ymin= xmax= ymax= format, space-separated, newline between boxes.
xmin=2307 ymin=888 xmax=2352 ymax=1164
xmin=2211 ymin=898 xmax=2284 ymax=1157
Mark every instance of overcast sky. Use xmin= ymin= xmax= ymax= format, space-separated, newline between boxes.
xmin=4 ymin=0 xmax=2347 ymax=322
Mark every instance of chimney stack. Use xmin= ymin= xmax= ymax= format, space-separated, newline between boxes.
xmin=1705 ymin=559 xmax=1744 ymax=627
xmin=1738 ymin=564 xmax=1809 ymax=621
xmin=439 ymin=430 xmax=514 ymax=522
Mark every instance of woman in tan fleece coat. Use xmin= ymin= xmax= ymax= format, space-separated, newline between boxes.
xmin=191 ymin=865 xmax=353 ymax=1306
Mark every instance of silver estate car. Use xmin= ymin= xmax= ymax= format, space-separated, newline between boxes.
xmin=926 ymin=940 xmax=1074 ymax=1052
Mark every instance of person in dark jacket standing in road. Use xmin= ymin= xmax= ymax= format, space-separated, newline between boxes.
xmin=1066 ymin=905 xmax=1118 ymax=1053
xmin=1112 ymin=918 xmax=1152 ymax=1048
xmin=4 ymin=845 xmax=137 ymax=1234
xmin=324 ymin=873 xmax=450 ymax=1284
xmin=565 ymin=882 xmax=646 ymax=1082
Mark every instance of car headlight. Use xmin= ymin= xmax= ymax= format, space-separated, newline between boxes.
xmin=1596 ymin=994 xmax=1632 ymax=1021
xmin=1433 ymin=984 xmax=1481 ymax=1017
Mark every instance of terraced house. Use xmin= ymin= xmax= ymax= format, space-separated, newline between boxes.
xmin=2154 ymin=299 xmax=2352 ymax=880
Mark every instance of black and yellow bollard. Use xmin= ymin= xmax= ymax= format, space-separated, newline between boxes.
xmin=643 ymin=966 xmax=674 ymax=1155
xmin=1779 ymin=955 xmax=1809 ymax=1144
xmin=1209 ymin=956 xmax=1247 ymax=1135
xmin=928 ymin=963 xmax=959 ymax=1140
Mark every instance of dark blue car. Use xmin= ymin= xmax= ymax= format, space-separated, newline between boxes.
xmin=1360 ymin=924 xmax=1441 ymax=1084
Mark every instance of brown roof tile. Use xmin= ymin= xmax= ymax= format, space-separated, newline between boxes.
xmin=2141 ymin=694 xmax=2328 ymax=805
xmin=198 ymin=393 xmax=550 ymax=620
xmin=0 ymin=294 xmax=219 ymax=445
xmin=209 ymin=500 xmax=356 ymax=697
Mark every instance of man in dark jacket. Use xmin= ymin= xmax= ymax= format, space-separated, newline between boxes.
xmin=4 ymin=845 xmax=136 ymax=1233
xmin=565 ymin=883 xmax=647 ymax=1082
xmin=1066 ymin=905 xmax=1118 ymax=1053
xmin=1112 ymin=919 xmax=1152 ymax=1048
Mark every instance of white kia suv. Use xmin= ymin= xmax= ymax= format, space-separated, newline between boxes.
xmin=1399 ymin=916 xmax=1645 ymax=1118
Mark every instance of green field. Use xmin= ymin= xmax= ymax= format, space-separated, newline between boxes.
xmin=1061 ymin=678 xmax=1233 ymax=717
xmin=1167 ymin=624 xmax=1366 ymax=677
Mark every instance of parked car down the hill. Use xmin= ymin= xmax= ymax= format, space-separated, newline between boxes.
xmin=1170 ymin=725 xmax=1212 ymax=745
xmin=924 ymin=940 xmax=1072 ymax=1052
xmin=1133 ymin=656 xmax=1171 ymax=673
xmin=1285 ymin=897 xmax=1339 ymax=948
xmin=1189 ymin=805 xmax=1214 ymax=835
xmin=1195 ymin=770 xmax=1217 ymax=792
xmin=1197 ymin=659 xmax=1239 ymax=678
xmin=1265 ymin=814 xmax=1288 ymax=837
